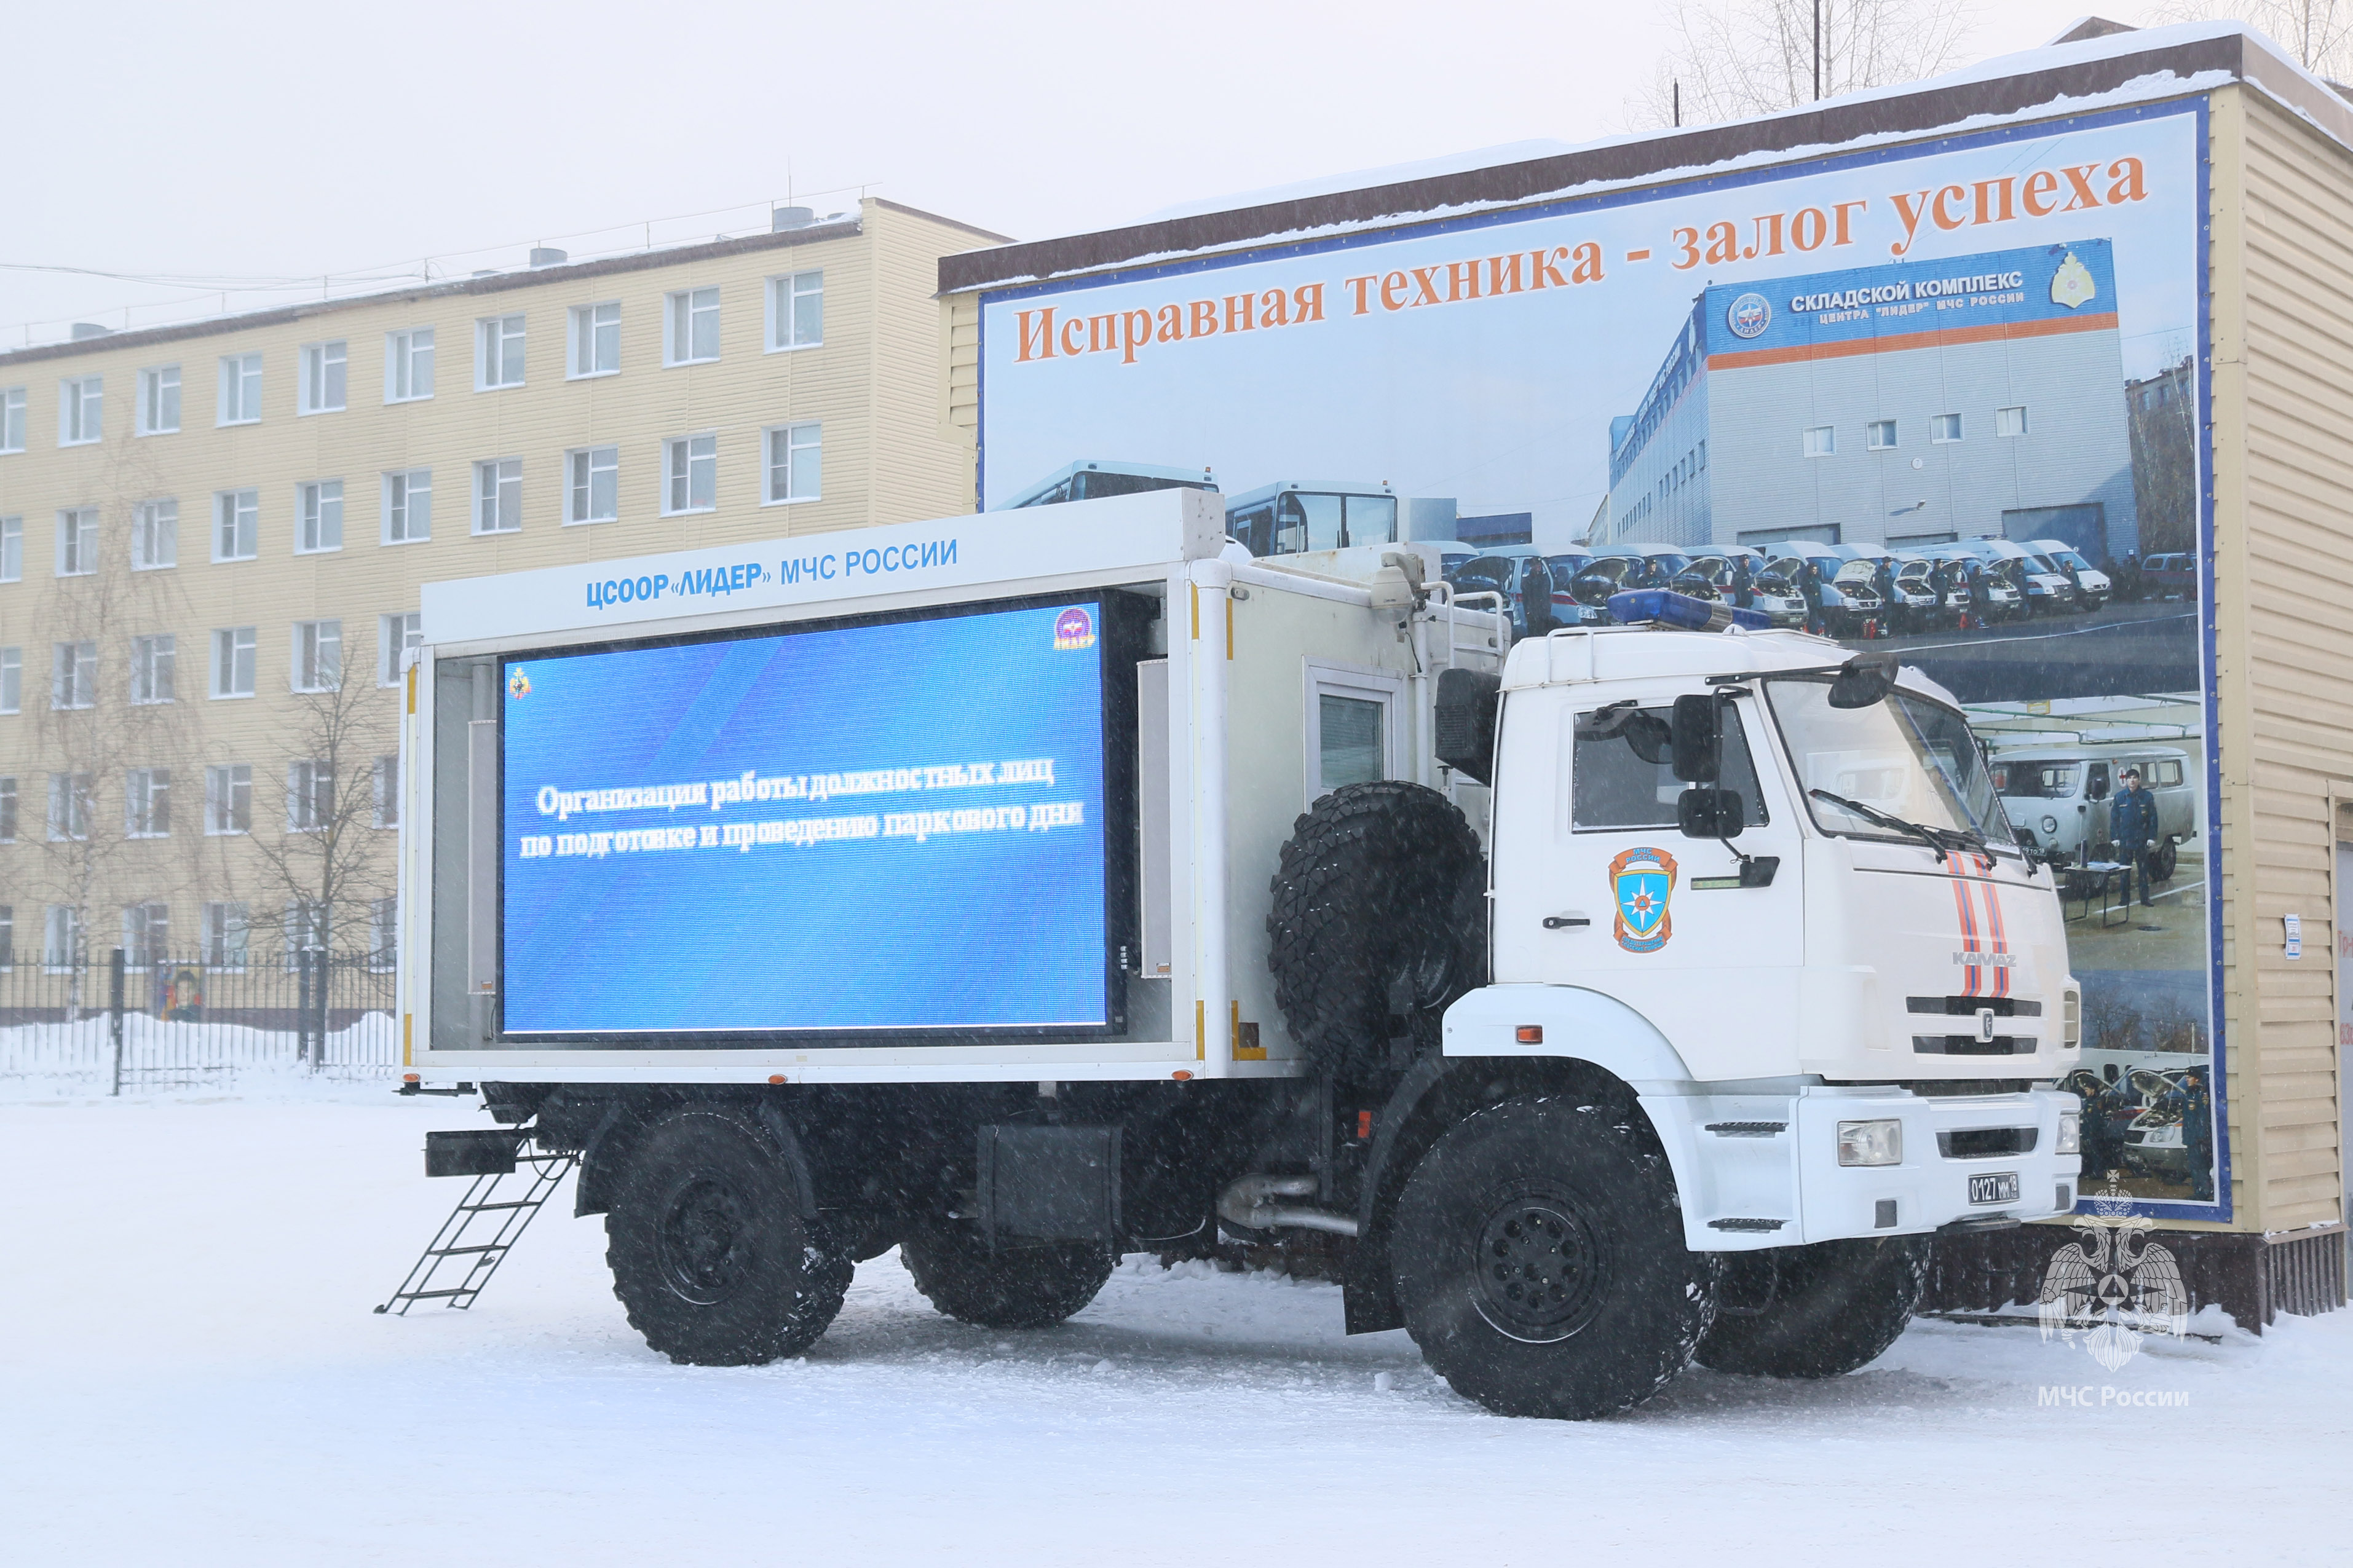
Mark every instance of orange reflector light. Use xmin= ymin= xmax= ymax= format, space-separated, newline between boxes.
xmin=1357 ymin=1109 xmax=1374 ymax=1140
xmin=403 ymin=1073 xmax=420 ymax=1083
xmin=1516 ymin=1025 xmax=1544 ymax=1044
xmin=767 ymin=1074 xmax=786 ymax=1085
xmin=1173 ymin=1070 xmax=1194 ymax=1081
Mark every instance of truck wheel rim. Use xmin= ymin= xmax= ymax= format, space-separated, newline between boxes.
xmin=1470 ymin=1186 xmax=1605 ymax=1343
xmin=658 ymin=1176 xmax=749 ymax=1304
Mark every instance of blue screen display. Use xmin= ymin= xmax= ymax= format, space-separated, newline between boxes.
xmin=500 ymin=600 xmax=1111 ymax=1034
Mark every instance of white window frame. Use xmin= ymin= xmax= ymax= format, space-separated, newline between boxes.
xmin=0 ymin=647 xmax=19 ymax=714
xmin=1932 ymin=412 xmax=1964 ymax=444
xmin=217 ymin=353 xmax=263 ymax=425
xmin=211 ymin=627 xmax=257 ymax=699
xmin=379 ymin=612 xmax=421 ymax=686
xmin=473 ymin=459 xmax=522 ymax=534
xmin=203 ymin=901 xmax=251 ymax=969
xmin=382 ymin=468 xmax=432 ymax=544
xmin=763 ymin=422 xmax=821 ymax=505
xmin=121 ymin=902 xmax=170 ymax=967
xmin=59 ymin=376 xmax=103 ymax=445
xmin=130 ymin=634 xmax=175 ymax=705
xmin=291 ymin=620 xmax=342 ymax=693
xmin=1302 ymin=660 xmax=1406 ymax=809
xmin=373 ymin=754 xmax=399 ymax=829
xmin=213 ymin=489 xmax=259 ymax=561
xmin=0 ymin=387 xmax=25 ymax=453
xmin=297 ymin=480 xmax=344 ymax=554
xmin=1865 ymin=419 xmax=1897 ymax=451
xmin=204 ymin=765 xmax=252 ymax=836
xmin=0 ymin=778 xmax=14 ymax=843
xmin=44 ymin=904 xmax=84 ymax=969
xmin=124 ymin=770 xmax=170 ymax=839
xmin=476 ymin=314 xmax=526 ymax=390
xmin=1996 ymin=405 xmax=2028 ymax=439
xmin=566 ymin=446 xmax=619 ymax=524
xmin=663 ymin=433 xmax=718 ymax=514
xmin=666 ymin=286 xmax=721 ymax=366
xmin=54 ymin=508 xmax=97 ymax=577
xmin=386 ymin=328 xmax=435 ymax=403
xmin=0 ymin=516 xmax=18 ymax=581
xmin=287 ymin=759 xmax=333 ymax=833
xmin=132 ymin=499 xmax=177 ymax=570
xmin=368 ymin=896 xmax=398 ymax=970
xmin=47 ymin=773 xmax=92 ymax=844
xmin=569 ymin=302 xmax=620 ymax=378
xmin=1801 ymin=425 xmax=1835 ymax=459
xmin=766 ymin=270 xmax=823 ymax=352
xmin=51 ymin=641 xmax=96 ymax=710
xmin=138 ymin=366 xmax=181 ymax=435
xmin=298 ymin=341 xmax=347 ymax=416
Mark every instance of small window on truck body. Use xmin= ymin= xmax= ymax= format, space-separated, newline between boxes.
xmin=1304 ymin=661 xmax=1403 ymax=806
xmin=1569 ymin=703 xmax=1768 ymax=830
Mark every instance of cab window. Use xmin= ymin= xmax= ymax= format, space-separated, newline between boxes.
xmin=1570 ymin=703 xmax=1769 ymax=830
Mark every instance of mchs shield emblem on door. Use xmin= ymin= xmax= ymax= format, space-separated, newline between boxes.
xmin=1609 ymin=846 xmax=1679 ymax=953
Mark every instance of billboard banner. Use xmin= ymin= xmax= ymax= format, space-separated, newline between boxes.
xmin=979 ymin=101 xmax=2223 ymax=1218
xmin=499 ymin=599 xmax=1115 ymax=1038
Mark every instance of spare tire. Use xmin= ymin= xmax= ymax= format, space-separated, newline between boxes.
xmin=1266 ymin=781 xmax=1485 ymax=1076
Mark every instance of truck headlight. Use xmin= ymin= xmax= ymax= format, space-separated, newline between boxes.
xmin=1838 ymin=1119 xmax=1904 ymax=1167
xmin=2057 ymin=1112 xmax=2081 ymax=1155
xmin=2041 ymin=814 xmax=2059 ymax=835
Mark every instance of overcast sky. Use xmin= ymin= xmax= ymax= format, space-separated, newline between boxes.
xmin=9 ymin=1 xmax=2112 ymax=345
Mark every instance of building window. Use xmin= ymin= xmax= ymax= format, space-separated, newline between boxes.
xmin=379 ymin=612 xmax=421 ymax=685
xmin=769 ymin=270 xmax=823 ymax=350
xmin=47 ymin=773 xmax=91 ymax=842
xmin=50 ymin=642 xmax=95 ymax=709
xmin=373 ymin=754 xmax=399 ymax=828
xmin=298 ymin=341 xmax=347 ymax=415
xmin=130 ymin=634 xmax=175 ymax=704
xmin=124 ymin=770 xmax=170 ymax=838
xmin=204 ymin=764 xmax=251 ymax=834
xmin=1996 ymin=404 xmax=2028 ymax=438
xmin=55 ymin=508 xmax=97 ymax=576
xmin=298 ymin=480 xmax=344 ymax=553
xmin=60 ymin=375 xmax=103 ymax=444
xmin=121 ymin=904 xmax=169 ymax=966
xmin=1801 ymin=425 xmax=1835 ymax=459
xmin=566 ymin=445 xmax=619 ymax=524
xmin=284 ymin=901 xmax=331 ymax=958
xmin=369 ymin=896 xmax=398 ymax=969
xmin=138 ymin=366 xmax=181 ymax=435
xmin=0 ymin=779 xmax=14 ymax=843
xmin=211 ymin=627 xmax=256 ymax=699
xmin=215 ymin=490 xmax=259 ymax=561
xmin=473 ymin=459 xmax=521 ymax=534
xmin=0 ymin=516 xmax=17 ymax=581
xmin=132 ymin=500 xmax=177 ymax=569
xmin=292 ymin=620 xmax=342 ymax=692
xmin=476 ymin=315 xmax=526 ymax=389
xmin=218 ymin=353 xmax=263 ymax=424
xmin=1866 ymin=420 xmax=1897 ymax=450
xmin=569 ymin=302 xmax=620 ymax=377
xmin=664 ymin=433 xmax=717 ymax=513
xmin=765 ymin=422 xmax=821 ymax=503
xmin=44 ymin=905 xmax=83 ymax=967
xmin=0 ymin=648 xmax=18 ymax=714
xmin=666 ymin=286 xmax=721 ymax=364
xmin=383 ymin=469 xmax=432 ymax=543
xmin=204 ymin=902 xmax=250 ymax=968
xmin=287 ymin=760 xmax=333 ymax=832
xmin=386 ymin=328 xmax=435 ymax=402
xmin=1932 ymin=413 xmax=1963 ymax=443
xmin=1 ymin=387 xmax=24 ymax=452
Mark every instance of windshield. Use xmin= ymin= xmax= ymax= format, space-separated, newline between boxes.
xmin=1765 ymin=679 xmax=2016 ymax=848
xmin=1996 ymin=761 xmax=2081 ymax=799
xmin=2050 ymin=548 xmax=2094 ymax=573
xmin=1454 ymin=560 xmax=1510 ymax=593
xmin=1546 ymin=554 xmax=1593 ymax=581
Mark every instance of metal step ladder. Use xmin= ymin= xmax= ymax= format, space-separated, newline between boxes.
xmin=376 ymin=1129 xmax=577 ymax=1315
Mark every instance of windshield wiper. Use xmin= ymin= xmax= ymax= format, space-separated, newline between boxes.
xmin=1807 ymin=788 xmax=1988 ymax=864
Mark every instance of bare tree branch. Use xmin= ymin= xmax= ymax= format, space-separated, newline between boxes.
xmin=1630 ymin=0 xmax=1980 ymax=130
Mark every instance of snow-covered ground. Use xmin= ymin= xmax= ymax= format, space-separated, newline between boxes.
xmin=3 ymin=1090 xmax=2346 ymax=1565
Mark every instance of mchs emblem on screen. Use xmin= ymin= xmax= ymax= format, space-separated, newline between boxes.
xmin=507 ymin=668 xmax=531 ymax=699
xmin=1053 ymin=607 xmax=1096 ymax=651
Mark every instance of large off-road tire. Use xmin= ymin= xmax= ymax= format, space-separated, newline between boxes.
xmin=900 ymin=1224 xmax=1113 ymax=1330
xmin=1266 ymin=781 xmax=1485 ymax=1076
xmin=604 ymin=1105 xmax=852 ymax=1366
xmin=1391 ymin=1096 xmax=1714 ymax=1420
xmin=1694 ymin=1235 xmax=1931 ymax=1379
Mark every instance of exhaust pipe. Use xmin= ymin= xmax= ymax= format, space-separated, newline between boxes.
xmin=1217 ymin=1173 xmax=1361 ymax=1237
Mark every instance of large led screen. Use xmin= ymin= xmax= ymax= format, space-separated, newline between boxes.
xmin=500 ymin=599 xmax=1113 ymax=1036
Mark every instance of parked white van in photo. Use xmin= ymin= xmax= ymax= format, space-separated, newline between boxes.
xmin=1989 ymin=743 xmax=2197 ymax=872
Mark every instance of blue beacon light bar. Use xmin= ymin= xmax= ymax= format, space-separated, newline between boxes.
xmin=1606 ymin=589 xmax=1774 ymax=632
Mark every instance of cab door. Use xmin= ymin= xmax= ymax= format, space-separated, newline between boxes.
xmin=1495 ymin=684 xmax=1806 ymax=1081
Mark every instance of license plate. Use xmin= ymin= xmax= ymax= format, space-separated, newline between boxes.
xmin=1969 ymin=1172 xmax=2020 ymax=1205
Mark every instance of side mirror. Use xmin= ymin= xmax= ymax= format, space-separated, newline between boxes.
xmin=1671 ymin=693 xmax=1720 ymax=782
xmin=1434 ymin=668 xmax=1501 ymax=786
xmin=1828 ymin=650 xmax=1899 ymax=709
xmin=1677 ymin=786 xmax=1745 ymax=840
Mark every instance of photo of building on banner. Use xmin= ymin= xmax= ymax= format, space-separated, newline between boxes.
xmin=979 ymin=103 xmax=2220 ymax=1215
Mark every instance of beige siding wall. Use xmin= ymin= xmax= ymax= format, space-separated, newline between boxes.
xmin=0 ymin=201 xmax=994 ymax=955
xmin=2216 ymin=84 xmax=2352 ymax=1234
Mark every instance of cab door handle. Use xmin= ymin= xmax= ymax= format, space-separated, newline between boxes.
xmin=1543 ymin=913 xmax=1592 ymax=929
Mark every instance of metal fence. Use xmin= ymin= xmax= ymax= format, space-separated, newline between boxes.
xmin=0 ymin=948 xmax=397 ymax=1091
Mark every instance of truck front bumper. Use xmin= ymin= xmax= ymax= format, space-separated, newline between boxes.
xmin=1639 ymin=1083 xmax=2081 ymax=1251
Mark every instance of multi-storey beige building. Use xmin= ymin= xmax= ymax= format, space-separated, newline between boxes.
xmin=0 ymin=199 xmax=1000 ymax=969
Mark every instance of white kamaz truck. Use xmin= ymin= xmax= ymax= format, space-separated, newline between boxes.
xmin=395 ymin=488 xmax=2082 ymax=1419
